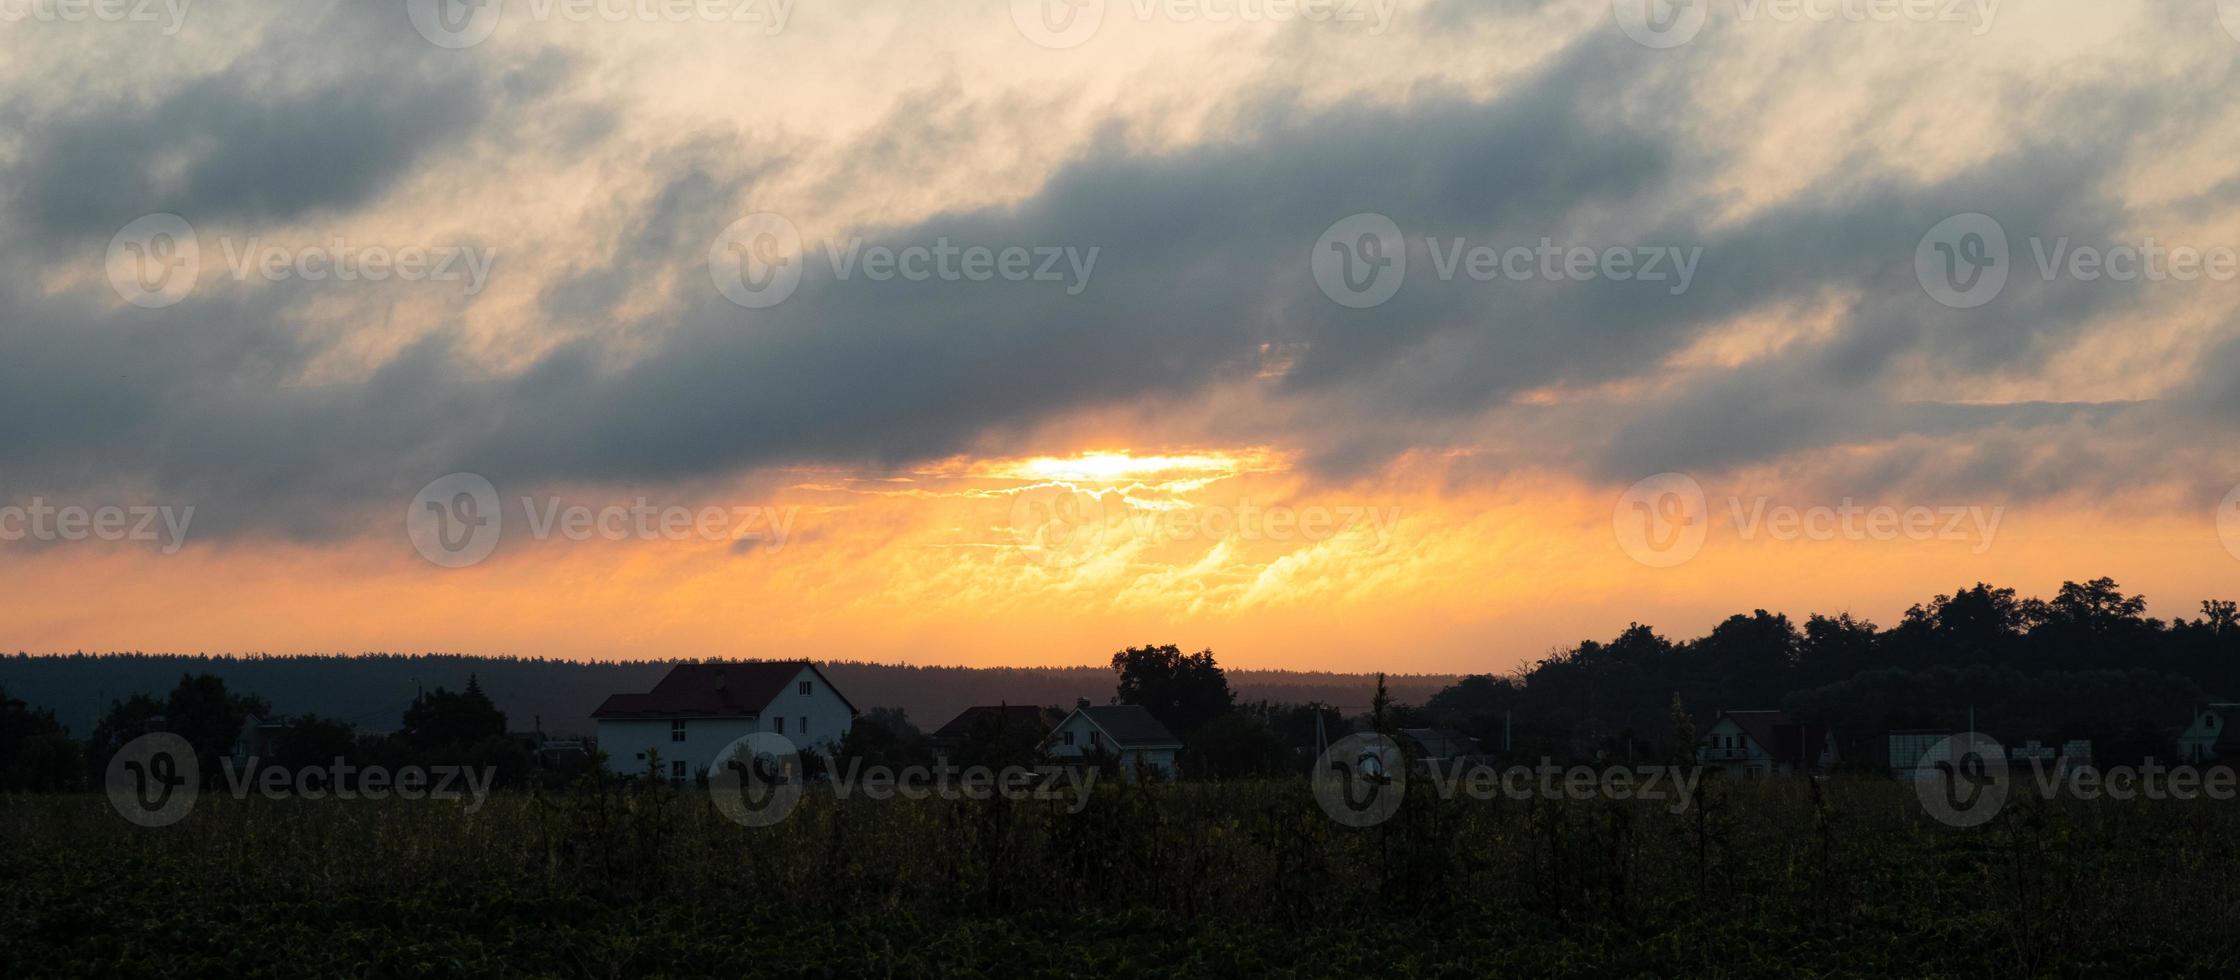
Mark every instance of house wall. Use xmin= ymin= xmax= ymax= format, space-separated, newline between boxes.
xmin=2178 ymin=706 xmax=2235 ymax=763
xmin=597 ymin=666 xmax=854 ymax=781
xmin=600 ymin=717 xmax=762 ymax=782
xmin=1043 ymin=712 xmax=1178 ymax=779
xmin=1043 ymin=712 xmax=1107 ymax=760
xmin=1120 ymin=747 xmax=1178 ymax=777
xmin=1699 ymin=718 xmax=1767 ymax=774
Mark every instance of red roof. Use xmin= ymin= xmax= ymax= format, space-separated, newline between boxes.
xmin=592 ymin=662 xmax=855 ymax=720
xmin=932 ymin=704 xmax=1060 ymax=740
xmin=1720 ymin=710 xmax=1833 ymax=765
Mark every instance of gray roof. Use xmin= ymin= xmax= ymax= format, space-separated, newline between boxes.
xmin=1078 ymin=705 xmax=1182 ymax=747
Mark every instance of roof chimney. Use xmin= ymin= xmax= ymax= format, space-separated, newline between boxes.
xmin=1076 ymin=697 xmax=1091 ymax=709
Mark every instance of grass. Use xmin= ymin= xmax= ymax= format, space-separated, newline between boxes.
xmin=4 ymin=774 xmax=2238 ymax=977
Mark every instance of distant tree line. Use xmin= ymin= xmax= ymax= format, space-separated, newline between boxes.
xmin=7 ymin=577 xmax=2231 ymax=789
xmin=1418 ymin=578 xmax=2238 ymax=767
xmin=0 ymin=671 xmax=582 ymax=792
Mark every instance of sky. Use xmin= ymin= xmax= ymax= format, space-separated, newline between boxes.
xmin=3 ymin=0 xmax=2240 ymax=673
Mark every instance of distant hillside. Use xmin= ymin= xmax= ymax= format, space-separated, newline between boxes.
xmin=0 ymin=653 xmax=1462 ymax=737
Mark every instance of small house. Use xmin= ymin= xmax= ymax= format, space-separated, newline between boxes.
xmin=1042 ymin=700 xmax=1182 ymax=779
xmin=1699 ymin=709 xmax=1837 ymax=777
xmin=2178 ymin=703 xmax=2240 ymax=765
xmin=593 ymin=661 xmax=855 ymax=785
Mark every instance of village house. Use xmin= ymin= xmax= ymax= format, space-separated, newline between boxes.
xmin=593 ymin=662 xmax=855 ymax=785
xmin=1699 ymin=709 xmax=1838 ymax=777
xmin=1398 ymin=727 xmax=1486 ymax=774
xmin=2178 ymin=703 xmax=2240 ymax=765
xmin=1041 ymin=700 xmax=1182 ymax=779
xmin=231 ymin=714 xmax=291 ymax=767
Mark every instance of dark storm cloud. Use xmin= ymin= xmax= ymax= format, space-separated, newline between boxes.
xmin=0 ymin=11 xmax=2231 ymax=540
xmin=4 ymin=3 xmax=516 ymax=239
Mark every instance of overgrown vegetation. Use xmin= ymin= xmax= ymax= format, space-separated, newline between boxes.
xmin=4 ymin=775 xmax=2236 ymax=977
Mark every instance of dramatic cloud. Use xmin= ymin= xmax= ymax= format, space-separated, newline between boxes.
xmin=2 ymin=0 xmax=2236 ymax=667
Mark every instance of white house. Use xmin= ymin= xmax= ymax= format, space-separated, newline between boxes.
xmin=593 ymin=661 xmax=856 ymax=785
xmin=1698 ymin=709 xmax=1838 ymax=777
xmin=1042 ymin=700 xmax=1182 ymax=779
xmin=2178 ymin=703 xmax=2240 ymax=764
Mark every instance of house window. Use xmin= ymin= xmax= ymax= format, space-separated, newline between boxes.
xmin=799 ymin=681 xmax=812 ymax=695
xmin=671 ymin=760 xmax=687 ymax=783
xmin=798 ymin=716 xmax=807 ymax=735
xmin=1090 ymin=731 xmax=1102 ymax=747
xmin=773 ymin=717 xmax=785 ymax=734
xmin=2210 ymin=715 xmax=2220 ymax=731
xmin=671 ymin=720 xmax=686 ymax=742
xmin=1063 ymin=731 xmax=1075 ymax=746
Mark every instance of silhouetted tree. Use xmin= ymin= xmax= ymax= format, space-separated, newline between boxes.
xmin=1111 ymin=644 xmax=1234 ymax=736
xmin=0 ymin=688 xmax=80 ymax=791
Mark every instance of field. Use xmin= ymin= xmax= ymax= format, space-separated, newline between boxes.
xmin=5 ymin=776 xmax=2239 ymax=978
